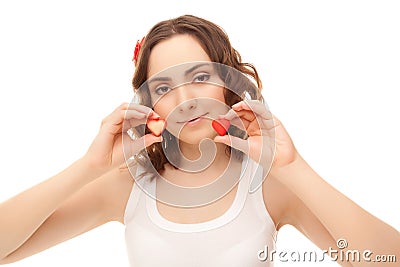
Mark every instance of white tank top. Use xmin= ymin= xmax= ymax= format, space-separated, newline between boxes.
xmin=124 ymin=156 xmax=277 ymax=266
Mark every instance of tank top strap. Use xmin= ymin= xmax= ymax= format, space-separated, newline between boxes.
xmin=123 ymin=164 xmax=150 ymax=225
xmin=247 ymin=161 xmax=278 ymax=242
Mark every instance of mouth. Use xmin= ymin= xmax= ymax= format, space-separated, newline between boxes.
xmin=178 ymin=112 xmax=209 ymax=125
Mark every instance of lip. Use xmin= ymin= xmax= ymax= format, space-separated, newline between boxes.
xmin=178 ymin=112 xmax=209 ymax=126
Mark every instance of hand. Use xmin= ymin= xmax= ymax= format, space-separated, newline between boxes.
xmin=214 ymin=100 xmax=298 ymax=173
xmin=84 ymin=103 xmax=162 ymax=174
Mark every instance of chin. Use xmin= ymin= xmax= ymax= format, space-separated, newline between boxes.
xmin=179 ymin=129 xmax=217 ymax=145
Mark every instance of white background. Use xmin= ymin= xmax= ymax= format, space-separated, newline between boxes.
xmin=0 ymin=0 xmax=399 ymax=266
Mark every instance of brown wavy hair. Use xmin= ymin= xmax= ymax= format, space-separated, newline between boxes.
xmin=131 ymin=14 xmax=263 ymax=174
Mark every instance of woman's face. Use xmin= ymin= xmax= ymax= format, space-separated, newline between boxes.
xmin=146 ymin=34 xmax=229 ymax=145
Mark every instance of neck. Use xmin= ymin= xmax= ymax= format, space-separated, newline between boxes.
xmin=177 ymin=139 xmax=230 ymax=172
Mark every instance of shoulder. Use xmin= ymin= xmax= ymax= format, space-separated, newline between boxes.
xmin=95 ymin=165 xmax=136 ymax=224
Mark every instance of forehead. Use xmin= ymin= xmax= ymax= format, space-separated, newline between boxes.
xmin=147 ymin=34 xmax=211 ymax=79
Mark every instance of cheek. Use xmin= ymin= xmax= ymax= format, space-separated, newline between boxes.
xmin=216 ymin=89 xmax=226 ymax=103
xmin=206 ymin=85 xmax=226 ymax=101
xmin=205 ymin=87 xmax=228 ymax=111
xmin=153 ymin=102 xmax=170 ymax=118
xmin=152 ymin=96 xmax=179 ymax=124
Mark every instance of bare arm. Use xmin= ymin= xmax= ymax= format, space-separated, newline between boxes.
xmin=0 ymin=102 xmax=161 ymax=263
xmin=264 ymin=176 xmax=353 ymax=266
xmin=260 ymin=160 xmax=346 ymax=265
xmin=0 ymin=158 xmax=98 ymax=260
xmin=0 ymin=165 xmax=133 ymax=264
xmin=271 ymin=153 xmax=400 ymax=266
xmin=216 ymin=102 xmax=399 ymax=266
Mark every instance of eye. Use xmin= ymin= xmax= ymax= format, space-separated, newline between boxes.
xmin=192 ymin=73 xmax=210 ymax=83
xmin=154 ymin=85 xmax=171 ymax=95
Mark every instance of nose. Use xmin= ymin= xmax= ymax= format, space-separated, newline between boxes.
xmin=175 ymin=86 xmax=197 ymax=112
xmin=179 ymin=98 xmax=197 ymax=112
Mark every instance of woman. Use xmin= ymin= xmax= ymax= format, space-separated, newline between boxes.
xmin=0 ymin=15 xmax=399 ymax=267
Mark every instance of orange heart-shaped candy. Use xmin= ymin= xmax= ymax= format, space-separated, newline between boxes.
xmin=147 ymin=118 xmax=167 ymax=137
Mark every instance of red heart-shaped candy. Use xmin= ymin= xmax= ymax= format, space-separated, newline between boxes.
xmin=212 ymin=118 xmax=230 ymax=136
xmin=147 ymin=118 xmax=167 ymax=137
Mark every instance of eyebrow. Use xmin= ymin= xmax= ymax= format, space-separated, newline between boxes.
xmin=147 ymin=63 xmax=211 ymax=85
xmin=147 ymin=76 xmax=172 ymax=85
xmin=183 ymin=62 xmax=210 ymax=76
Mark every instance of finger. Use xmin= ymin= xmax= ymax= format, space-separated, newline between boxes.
xmin=218 ymin=108 xmax=238 ymax=121
xmin=126 ymin=103 xmax=151 ymax=113
xmin=111 ymin=102 xmax=157 ymax=116
xmin=227 ymin=116 xmax=249 ymax=131
xmin=104 ymin=104 xmax=144 ymax=126
xmin=124 ymin=109 xmax=147 ymax=120
xmin=236 ymin=110 xmax=256 ymax=122
xmin=125 ymin=108 xmax=161 ymax=121
xmin=264 ymin=113 xmax=283 ymax=132
xmin=218 ymin=109 xmax=253 ymax=130
xmin=122 ymin=110 xmax=163 ymax=132
xmin=105 ymin=110 xmax=145 ymax=135
xmin=122 ymin=117 xmax=148 ymax=132
xmin=232 ymin=100 xmax=272 ymax=120
xmin=111 ymin=107 xmax=158 ymax=132
xmin=108 ymin=103 xmax=159 ymax=123
xmin=234 ymin=101 xmax=276 ymax=131
xmin=112 ymin=102 xmax=129 ymax=113
xmin=120 ymin=109 xmax=160 ymax=127
xmin=213 ymin=135 xmax=249 ymax=155
xmin=127 ymin=103 xmax=161 ymax=119
xmin=123 ymin=133 xmax=162 ymax=158
xmin=143 ymin=133 xmax=163 ymax=147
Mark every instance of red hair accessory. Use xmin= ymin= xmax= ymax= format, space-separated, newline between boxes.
xmin=132 ymin=37 xmax=145 ymax=64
